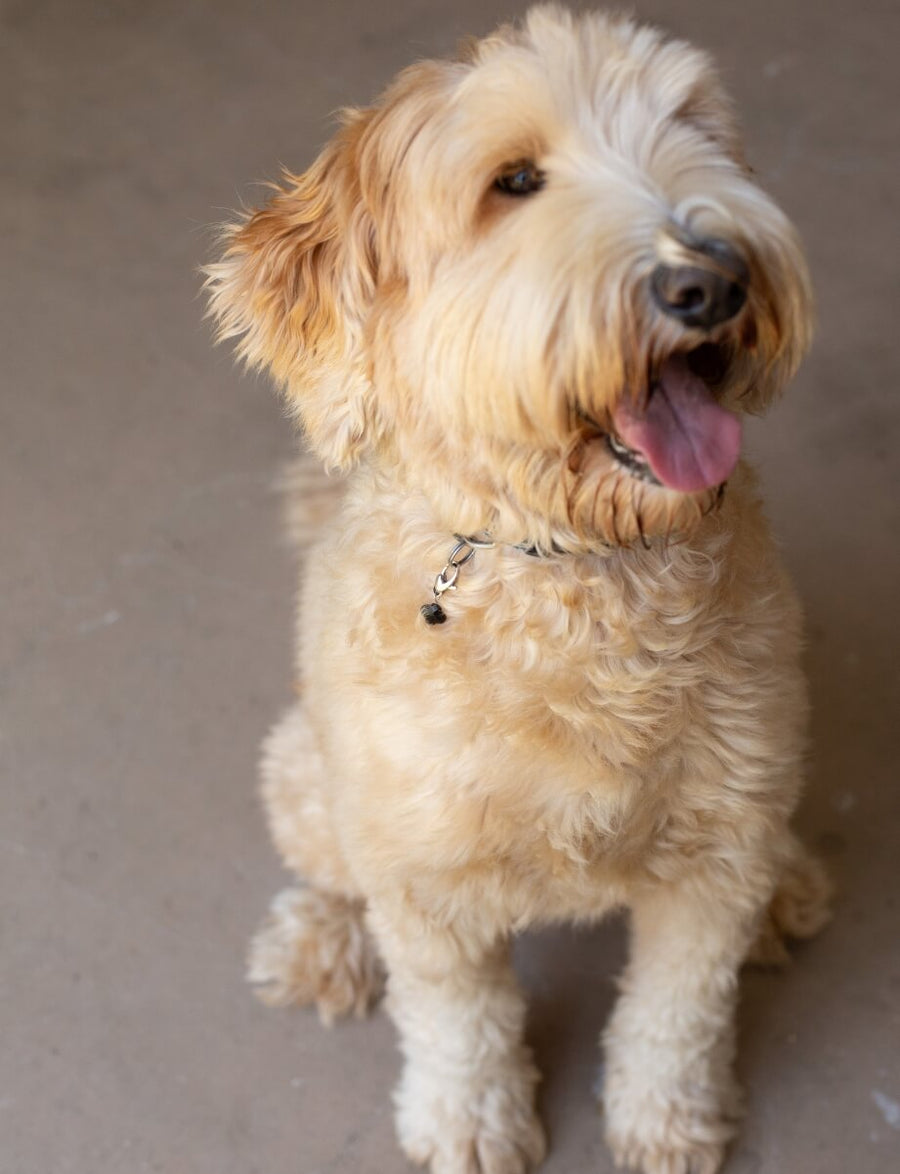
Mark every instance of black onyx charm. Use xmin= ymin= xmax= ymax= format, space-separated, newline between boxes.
xmin=421 ymin=602 xmax=447 ymax=625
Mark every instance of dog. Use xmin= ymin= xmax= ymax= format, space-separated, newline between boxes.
xmin=205 ymin=7 xmax=832 ymax=1172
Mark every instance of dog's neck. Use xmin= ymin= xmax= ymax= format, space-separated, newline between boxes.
xmin=421 ymin=529 xmax=619 ymax=626
xmin=344 ymin=466 xmax=737 ymax=627
xmin=418 ymin=491 xmax=737 ymax=626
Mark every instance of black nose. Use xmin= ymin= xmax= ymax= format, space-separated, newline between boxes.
xmin=651 ymin=240 xmax=748 ymax=330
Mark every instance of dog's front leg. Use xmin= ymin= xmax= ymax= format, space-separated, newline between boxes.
xmin=602 ymin=871 xmax=764 ymax=1174
xmin=368 ymin=899 xmax=546 ymax=1174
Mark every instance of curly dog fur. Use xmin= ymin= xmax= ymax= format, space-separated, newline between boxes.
xmin=206 ymin=8 xmax=831 ymax=1172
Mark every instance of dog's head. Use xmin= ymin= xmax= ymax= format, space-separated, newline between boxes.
xmin=206 ymin=5 xmax=812 ymax=550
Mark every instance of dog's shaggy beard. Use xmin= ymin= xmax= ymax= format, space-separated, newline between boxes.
xmin=371 ymin=157 xmax=810 ymax=552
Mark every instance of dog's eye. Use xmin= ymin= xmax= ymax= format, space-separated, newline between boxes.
xmin=494 ymin=161 xmax=545 ymax=196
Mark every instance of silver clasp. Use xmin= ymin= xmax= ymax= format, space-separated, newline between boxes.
xmin=433 ymin=562 xmax=460 ymax=596
xmin=433 ymin=540 xmax=476 ymax=596
xmin=422 ymin=533 xmax=495 ymax=622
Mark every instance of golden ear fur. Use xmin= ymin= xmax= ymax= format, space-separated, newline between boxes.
xmin=205 ymin=112 xmax=378 ymax=471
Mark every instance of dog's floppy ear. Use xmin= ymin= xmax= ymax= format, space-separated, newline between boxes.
xmin=205 ymin=112 xmax=377 ymax=471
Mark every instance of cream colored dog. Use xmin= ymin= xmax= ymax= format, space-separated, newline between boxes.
xmin=206 ymin=8 xmax=832 ymax=1173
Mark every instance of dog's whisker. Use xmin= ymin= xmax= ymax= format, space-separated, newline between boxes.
xmin=588 ymin=466 xmax=606 ymax=542
xmin=609 ymin=475 xmax=623 ymax=547
xmin=634 ymin=484 xmax=652 ymax=551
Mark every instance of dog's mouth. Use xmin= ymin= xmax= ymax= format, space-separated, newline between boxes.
xmin=579 ymin=344 xmax=742 ymax=494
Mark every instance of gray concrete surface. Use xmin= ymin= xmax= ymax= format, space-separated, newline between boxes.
xmin=2 ymin=1 xmax=898 ymax=1172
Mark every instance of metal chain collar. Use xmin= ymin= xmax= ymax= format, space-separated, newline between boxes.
xmin=419 ymin=530 xmax=609 ymax=626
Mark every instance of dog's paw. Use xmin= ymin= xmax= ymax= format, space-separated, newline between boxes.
xmin=607 ymin=1134 xmax=726 ymax=1174
xmin=747 ymin=845 xmax=833 ymax=968
xmin=247 ymin=887 xmax=383 ymax=1024
xmin=769 ymin=845 xmax=833 ymax=939
xmin=603 ymin=1070 xmax=740 ymax=1174
xmin=397 ymin=1067 xmax=546 ymax=1174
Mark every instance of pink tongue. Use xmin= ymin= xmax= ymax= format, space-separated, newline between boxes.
xmin=610 ymin=356 xmax=742 ymax=493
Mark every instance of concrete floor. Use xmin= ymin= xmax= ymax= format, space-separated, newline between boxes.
xmin=3 ymin=1 xmax=899 ymax=1172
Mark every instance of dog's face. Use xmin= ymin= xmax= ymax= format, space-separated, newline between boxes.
xmin=207 ymin=5 xmax=812 ymax=550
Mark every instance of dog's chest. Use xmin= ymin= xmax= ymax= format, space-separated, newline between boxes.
xmin=427 ymin=628 xmax=733 ymax=920
xmin=469 ymin=553 xmax=725 ymax=770
xmin=321 ymin=511 xmax=793 ymax=911
xmin=369 ymin=558 xmax=734 ymax=892
xmin=481 ymin=632 xmax=708 ymax=871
